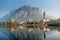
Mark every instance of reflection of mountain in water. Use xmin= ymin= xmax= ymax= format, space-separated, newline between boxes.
xmin=46 ymin=31 xmax=56 ymax=35
xmin=0 ymin=28 xmax=17 ymax=40
xmin=0 ymin=29 xmax=44 ymax=40
xmin=0 ymin=28 xmax=60 ymax=40
xmin=13 ymin=30 xmax=44 ymax=40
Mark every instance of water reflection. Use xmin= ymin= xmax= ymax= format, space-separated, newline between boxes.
xmin=13 ymin=30 xmax=44 ymax=40
xmin=0 ymin=28 xmax=60 ymax=40
xmin=46 ymin=30 xmax=60 ymax=40
xmin=0 ymin=28 xmax=17 ymax=40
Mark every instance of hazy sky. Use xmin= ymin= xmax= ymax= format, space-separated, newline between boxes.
xmin=0 ymin=0 xmax=60 ymax=18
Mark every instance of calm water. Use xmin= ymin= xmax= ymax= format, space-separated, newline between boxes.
xmin=46 ymin=30 xmax=60 ymax=40
xmin=0 ymin=28 xmax=60 ymax=40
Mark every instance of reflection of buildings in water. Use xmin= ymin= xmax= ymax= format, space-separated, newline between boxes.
xmin=2 ymin=18 xmax=60 ymax=32
xmin=2 ymin=19 xmax=43 ymax=31
xmin=1 ymin=19 xmax=49 ymax=31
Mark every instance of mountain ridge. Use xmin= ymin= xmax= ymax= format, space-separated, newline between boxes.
xmin=0 ymin=5 xmax=55 ymax=22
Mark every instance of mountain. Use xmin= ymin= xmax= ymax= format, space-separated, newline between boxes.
xmin=0 ymin=5 xmax=55 ymax=22
xmin=46 ymin=15 xmax=55 ymax=19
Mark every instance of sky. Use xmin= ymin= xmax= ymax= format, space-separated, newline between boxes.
xmin=0 ymin=0 xmax=60 ymax=18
